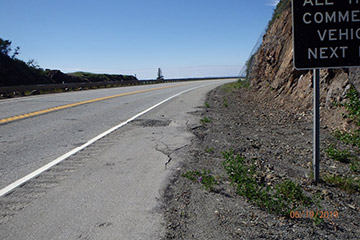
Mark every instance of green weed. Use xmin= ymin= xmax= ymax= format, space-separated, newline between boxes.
xmin=333 ymin=87 xmax=360 ymax=147
xmin=223 ymin=98 xmax=229 ymax=108
xmin=350 ymin=161 xmax=360 ymax=172
xmin=330 ymin=87 xmax=360 ymax=175
xmin=343 ymin=87 xmax=360 ymax=126
xmin=334 ymin=130 xmax=360 ymax=148
xmin=23 ymin=90 xmax=33 ymax=96
xmin=205 ymin=102 xmax=210 ymax=108
xmin=222 ymin=79 xmax=250 ymax=92
xmin=205 ymin=147 xmax=215 ymax=154
xmin=323 ymin=174 xmax=360 ymax=194
xmin=182 ymin=170 xmax=218 ymax=191
xmin=200 ymin=117 xmax=211 ymax=125
xmin=221 ymin=150 xmax=312 ymax=217
xmin=325 ymin=145 xmax=352 ymax=163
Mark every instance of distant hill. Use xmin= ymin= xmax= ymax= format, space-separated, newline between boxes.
xmin=69 ymin=72 xmax=137 ymax=83
xmin=0 ymin=39 xmax=138 ymax=87
xmin=0 ymin=54 xmax=138 ymax=87
xmin=0 ymin=53 xmax=50 ymax=86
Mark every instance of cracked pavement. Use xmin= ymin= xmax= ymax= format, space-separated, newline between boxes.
xmin=154 ymin=129 xmax=190 ymax=169
xmin=0 ymin=80 xmax=234 ymax=239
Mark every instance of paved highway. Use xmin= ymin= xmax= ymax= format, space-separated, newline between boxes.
xmin=0 ymin=79 xmax=235 ymax=239
xmin=0 ymin=81 xmax=228 ymax=190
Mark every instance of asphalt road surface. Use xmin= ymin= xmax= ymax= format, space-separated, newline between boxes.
xmin=0 ymin=79 xmax=235 ymax=239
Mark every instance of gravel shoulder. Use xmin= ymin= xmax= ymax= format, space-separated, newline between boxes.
xmin=162 ymin=84 xmax=360 ymax=240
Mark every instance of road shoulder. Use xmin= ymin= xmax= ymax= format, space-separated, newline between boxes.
xmin=162 ymin=85 xmax=360 ymax=239
xmin=0 ymin=82 xmax=222 ymax=239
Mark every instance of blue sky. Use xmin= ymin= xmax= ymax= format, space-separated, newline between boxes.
xmin=0 ymin=0 xmax=279 ymax=79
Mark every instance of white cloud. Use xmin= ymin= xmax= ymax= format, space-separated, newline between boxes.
xmin=267 ymin=0 xmax=280 ymax=6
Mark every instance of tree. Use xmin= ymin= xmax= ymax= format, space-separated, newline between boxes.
xmin=0 ymin=37 xmax=20 ymax=58
xmin=157 ymin=67 xmax=164 ymax=81
xmin=0 ymin=38 xmax=12 ymax=56
xmin=26 ymin=59 xmax=40 ymax=69
xmin=11 ymin=46 xmax=20 ymax=59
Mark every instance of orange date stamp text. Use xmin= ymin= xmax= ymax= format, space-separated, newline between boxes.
xmin=290 ymin=210 xmax=339 ymax=220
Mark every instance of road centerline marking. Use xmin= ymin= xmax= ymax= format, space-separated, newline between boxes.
xmin=0 ymin=83 xmax=211 ymax=197
xmin=0 ymin=84 xmax=188 ymax=124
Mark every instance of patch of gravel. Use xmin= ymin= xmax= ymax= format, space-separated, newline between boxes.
xmin=162 ymin=86 xmax=360 ymax=240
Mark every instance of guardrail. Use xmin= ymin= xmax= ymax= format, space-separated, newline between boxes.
xmin=0 ymin=77 xmax=240 ymax=97
xmin=0 ymin=81 xmax=148 ymax=95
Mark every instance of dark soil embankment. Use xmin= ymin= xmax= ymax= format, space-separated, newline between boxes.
xmin=162 ymin=85 xmax=359 ymax=240
xmin=0 ymin=53 xmax=137 ymax=87
xmin=162 ymin=1 xmax=360 ymax=238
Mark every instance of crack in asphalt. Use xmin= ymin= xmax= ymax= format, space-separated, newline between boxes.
xmin=154 ymin=130 xmax=188 ymax=169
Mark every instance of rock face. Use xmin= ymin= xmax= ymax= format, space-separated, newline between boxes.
xmin=248 ymin=1 xmax=360 ymax=130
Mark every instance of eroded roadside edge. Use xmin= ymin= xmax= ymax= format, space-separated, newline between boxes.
xmin=161 ymin=85 xmax=360 ymax=240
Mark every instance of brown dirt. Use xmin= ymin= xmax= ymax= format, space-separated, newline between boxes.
xmin=162 ymin=85 xmax=360 ymax=240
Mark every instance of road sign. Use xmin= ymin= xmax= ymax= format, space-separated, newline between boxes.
xmin=292 ymin=0 xmax=360 ymax=70
xmin=292 ymin=0 xmax=360 ymax=183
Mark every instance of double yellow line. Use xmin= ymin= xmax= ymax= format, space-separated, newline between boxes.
xmin=0 ymin=84 xmax=184 ymax=125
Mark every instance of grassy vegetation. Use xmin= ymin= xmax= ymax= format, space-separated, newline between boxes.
xmin=334 ymin=86 xmax=360 ymax=148
xmin=334 ymin=130 xmax=360 ymax=148
xmin=343 ymin=87 xmax=360 ymax=126
xmin=222 ymin=79 xmax=250 ymax=92
xmin=325 ymin=145 xmax=352 ymax=163
xmin=223 ymin=98 xmax=229 ymax=108
xmin=205 ymin=147 xmax=215 ymax=154
xmin=350 ymin=161 xmax=360 ymax=172
xmin=183 ymin=149 xmax=320 ymax=219
xmin=200 ymin=117 xmax=211 ymax=125
xmin=205 ymin=102 xmax=210 ymax=108
xmin=327 ymin=86 xmax=360 ymax=176
xmin=222 ymin=150 xmax=313 ymax=217
xmin=325 ymin=144 xmax=359 ymax=173
xmin=323 ymin=174 xmax=360 ymax=194
xmin=182 ymin=170 xmax=218 ymax=191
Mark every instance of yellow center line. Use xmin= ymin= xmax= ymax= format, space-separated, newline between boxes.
xmin=0 ymin=84 xmax=188 ymax=124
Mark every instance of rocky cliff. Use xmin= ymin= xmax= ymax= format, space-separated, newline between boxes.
xmin=248 ymin=0 xmax=360 ymax=130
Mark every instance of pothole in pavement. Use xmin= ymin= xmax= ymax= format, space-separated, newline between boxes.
xmin=131 ymin=119 xmax=172 ymax=127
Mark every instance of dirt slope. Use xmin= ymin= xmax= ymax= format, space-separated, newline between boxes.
xmin=162 ymin=85 xmax=359 ymax=240
xmin=162 ymin=1 xmax=360 ymax=238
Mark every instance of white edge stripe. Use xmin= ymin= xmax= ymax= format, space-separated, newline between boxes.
xmin=0 ymin=84 xmax=208 ymax=197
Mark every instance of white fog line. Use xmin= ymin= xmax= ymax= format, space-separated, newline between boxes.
xmin=0 ymin=95 xmax=48 ymax=104
xmin=0 ymin=84 xmax=209 ymax=197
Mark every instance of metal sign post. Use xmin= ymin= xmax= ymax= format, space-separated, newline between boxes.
xmin=292 ymin=0 xmax=360 ymax=183
xmin=313 ymin=69 xmax=320 ymax=183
